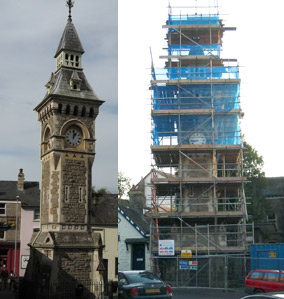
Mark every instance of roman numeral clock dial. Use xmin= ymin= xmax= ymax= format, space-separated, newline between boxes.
xmin=66 ymin=128 xmax=82 ymax=147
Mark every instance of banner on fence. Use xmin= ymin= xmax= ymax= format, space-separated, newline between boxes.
xmin=159 ymin=240 xmax=175 ymax=256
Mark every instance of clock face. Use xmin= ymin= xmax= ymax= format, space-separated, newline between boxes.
xmin=189 ymin=133 xmax=206 ymax=145
xmin=66 ymin=128 xmax=82 ymax=147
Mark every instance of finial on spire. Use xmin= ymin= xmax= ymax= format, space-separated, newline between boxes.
xmin=66 ymin=0 xmax=75 ymax=22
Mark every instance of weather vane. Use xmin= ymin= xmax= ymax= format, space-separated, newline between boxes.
xmin=66 ymin=0 xmax=75 ymax=21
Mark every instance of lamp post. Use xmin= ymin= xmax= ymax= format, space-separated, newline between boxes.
xmin=14 ymin=196 xmax=19 ymax=276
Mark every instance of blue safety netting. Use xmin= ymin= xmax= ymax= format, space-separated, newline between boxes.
xmin=152 ymin=84 xmax=240 ymax=112
xmin=152 ymin=114 xmax=241 ymax=146
xmin=168 ymin=44 xmax=221 ymax=57
xmin=168 ymin=14 xmax=220 ymax=26
xmin=152 ymin=66 xmax=239 ymax=80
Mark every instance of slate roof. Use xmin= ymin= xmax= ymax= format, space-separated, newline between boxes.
xmin=0 ymin=181 xmax=40 ymax=208
xmin=46 ymin=68 xmax=101 ymax=101
xmin=118 ymin=205 xmax=150 ymax=235
xmin=91 ymin=194 xmax=118 ymax=226
xmin=54 ymin=20 xmax=84 ymax=58
xmin=263 ymin=177 xmax=284 ymax=198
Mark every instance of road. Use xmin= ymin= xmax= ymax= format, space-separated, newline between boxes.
xmin=172 ymin=288 xmax=247 ymax=299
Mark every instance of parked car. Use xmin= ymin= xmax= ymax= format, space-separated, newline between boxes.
xmin=240 ymin=292 xmax=284 ymax=298
xmin=245 ymin=269 xmax=284 ymax=294
xmin=118 ymin=270 xmax=172 ymax=298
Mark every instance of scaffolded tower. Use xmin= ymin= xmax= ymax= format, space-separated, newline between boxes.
xmin=149 ymin=4 xmax=253 ymax=284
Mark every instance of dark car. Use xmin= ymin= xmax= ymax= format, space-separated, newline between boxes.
xmin=241 ymin=292 xmax=284 ymax=299
xmin=118 ymin=270 xmax=172 ymax=298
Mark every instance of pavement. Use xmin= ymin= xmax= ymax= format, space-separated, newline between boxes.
xmin=0 ymin=289 xmax=17 ymax=299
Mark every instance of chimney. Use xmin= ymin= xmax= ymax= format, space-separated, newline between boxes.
xmin=18 ymin=168 xmax=25 ymax=190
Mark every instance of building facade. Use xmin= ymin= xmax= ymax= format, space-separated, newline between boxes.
xmin=91 ymin=194 xmax=118 ymax=283
xmin=118 ymin=206 xmax=150 ymax=271
xmin=0 ymin=169 xmax=40 ymax=277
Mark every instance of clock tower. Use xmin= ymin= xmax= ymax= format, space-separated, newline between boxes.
xmin=28 ymin=1 xmax=104 ymax=295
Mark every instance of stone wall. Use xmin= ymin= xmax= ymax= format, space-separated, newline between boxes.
xmin=59 ymin=249 xmax=92 ymax=282
xmin=62 ymin=158 xmax=87 ymax=224
xmin=41 ymin=159 xmax=50 ymax=224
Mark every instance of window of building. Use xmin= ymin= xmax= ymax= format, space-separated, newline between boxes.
xmin=81 ymin=107 xmax=86 ymax=117
xmin=66 ymin=105 xmax=70 ymax=115
xmin=0 ymin=230 xmax=5 ymax=240
xmin=58 ymin=103 xmax=62 ymax=114
xmin=79 ymin=187 xmax=83 ymax=203
xmin=115 ymin=257 xmax=118 ymax=276
xmin=267 ymin=213 xmax=277 ymax=222
xmin=89 ymin=108 xmax=94 ymax=118
xmin=65 ymin=186 xmax=69 ymax=202
xmin=0 ymin=203 xmax=6 ymax=215
xmin=34 ymin=209 xmax=40 ymax=221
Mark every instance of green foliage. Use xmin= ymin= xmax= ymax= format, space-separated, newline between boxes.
xmin=243 ymin=142 xmax=270 ymax=222
xmin=92 ymin=187 xmax=109 ymax=196
xmin=118 ymin=171 xmax=131 ymax=200
xmin=243 ymin=142 xmax=265 ymax=178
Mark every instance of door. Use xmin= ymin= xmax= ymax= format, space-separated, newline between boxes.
xmin=132 ymin=243 xmax=145 ymax=270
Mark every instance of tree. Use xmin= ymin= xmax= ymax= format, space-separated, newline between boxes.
xmin=243 ymin=142 xmax=270 ymax=222
xmin=92 ymin=187 xmax=110 ymax=196
xmin=118 ymin=171 xmax=131 ymax=200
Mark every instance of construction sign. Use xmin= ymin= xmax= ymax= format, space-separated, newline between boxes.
xmin=181 ymin=249 xmax=192 ymax=258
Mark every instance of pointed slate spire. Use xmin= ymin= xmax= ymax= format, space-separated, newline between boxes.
xmin=54 ymin=17 xmax=84 ymax=58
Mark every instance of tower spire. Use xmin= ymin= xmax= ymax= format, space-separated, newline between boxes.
xmin=66 ymin=0 xmax=74 ymax=22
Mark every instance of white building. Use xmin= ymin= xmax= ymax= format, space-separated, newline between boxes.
xmin=118 ymin=205 xmax=150 ymax=271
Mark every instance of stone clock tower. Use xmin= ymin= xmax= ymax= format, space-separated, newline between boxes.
xmin=27 ymin=2 xmax=104 ymax=296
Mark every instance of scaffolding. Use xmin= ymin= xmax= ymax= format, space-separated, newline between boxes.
xmin=149 ymin=3 xmax=253 ymax=279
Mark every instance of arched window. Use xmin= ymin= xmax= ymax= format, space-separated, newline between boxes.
xmin=81 ymin=107 xmax=86 ymax=117
xmin=58 ymin=103 xmax=62 ymax=114
xmin=74 ymin=106 xmax=78 ymax=116
xmin=89 ymin=108 xmax=94 ymax=118
xmin=66 ymin=105 xmax=70 ymax=115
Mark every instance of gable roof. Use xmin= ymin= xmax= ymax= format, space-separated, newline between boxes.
xmin=118 ymin=205 xmax=149 ymax=237
xmin=0 ymin=181 xmax=40 ymax=207
xmin=263 ymin=177 xmax=284 ymax=198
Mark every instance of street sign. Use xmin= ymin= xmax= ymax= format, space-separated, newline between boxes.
xmin=189 ymin=265 xmax=198 ymax=270
xmin=181 ymin=250 xmax=192 ymax=258
xmin=188 ymin=261 xmax=198 ymax=266
xmin=96 ymin=259 xmax=106 ymax=272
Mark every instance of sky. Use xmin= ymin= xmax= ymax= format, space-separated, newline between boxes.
xmin=118 ymin=0 xmax=284 ymax=185
xmin=1 ymin=1 xmax=284 ymax=194
xmin=0 ymin=1 xmax=118 ymax=193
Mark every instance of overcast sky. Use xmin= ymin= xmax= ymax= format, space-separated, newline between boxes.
xmin=0 ymin=1 xmax=118 ymax=193
xmin=118 ymin=0 xmax=284 ymax=185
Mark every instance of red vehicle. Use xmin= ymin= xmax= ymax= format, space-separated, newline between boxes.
xmin=245 ymin=269 xmax=284 ymax=294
